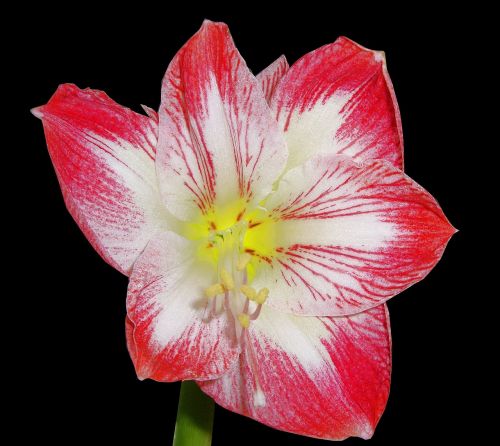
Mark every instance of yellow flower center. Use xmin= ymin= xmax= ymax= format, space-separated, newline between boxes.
xmin=182 ymin=198 xmax=277 ymax=275
xmin=182 ymin=198 xmax=275 ymax=333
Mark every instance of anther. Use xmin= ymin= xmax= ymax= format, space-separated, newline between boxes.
xmin=236 ymin=253 xmax=252 ymax=271
xmin=255 ymin=288 xmax=269 ymax=305
xmin=205 ymin=283 xmax=224 ymax=299
xmin=237 ymin=313 xmax=250 ymax=328
xmin=220 ymin=268 xmax=234 ymax=291
xmin=240 ymin=284 xmax=257 ymax=301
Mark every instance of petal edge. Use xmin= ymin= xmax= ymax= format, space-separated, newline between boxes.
xmin=36 ymin=84 xmax=170 ymax=275
xmin=272 ymin=36 xmax=404 ymax=171
xmin=199 ymin=303 xmax=392 ymax=440
xmin=157 ymin=21 xmax=288 ymax=220
xmin=256 ymin=154 xmax=455 ymax=316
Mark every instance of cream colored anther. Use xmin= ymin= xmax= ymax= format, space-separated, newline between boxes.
xmin=220 ymin=268 xmax=234 ymax=291
xmin=237 ymin=313 xmax=250 ymax=328
xmin=240 ymin=284 xmax=257 ymax=300
xmin=205 ymin=283 xmax=224 ymax=299
xmin=255 ymin=288 xmax=269 ymax=305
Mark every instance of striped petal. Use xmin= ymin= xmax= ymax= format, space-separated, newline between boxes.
xmin=256 ymin=154 xmax=455 ymax=316
xmin=125 ymin=315 xmax=138 ymax=365
xmin=126 ymin=231 xmax=239 ymax=381
xmin=272 ymin=36 xmax=403 ymax=171
xmin=33 ymin=84 xmax=171 ymax=275
xmin=256 ymin=55 xmax=289 ymax=103
xmin=157 ymin=20 xmax=287 ymax=221
xmin=199 ymin=304 xmax=391 ymax=440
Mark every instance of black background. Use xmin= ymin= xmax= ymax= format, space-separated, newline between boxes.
xmin=13 ymin=5 xmax=476 ymax=445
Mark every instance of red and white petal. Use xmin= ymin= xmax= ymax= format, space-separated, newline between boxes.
xmin=126 ymin=231 xmax=239 ymax=381
xmin=256 ymin=55 xmax=289 ymax=103
xmin=157 ymin=20 xmax=288 ymax=220
xmin=141 ymin=104 xmax=159 ymax=123
xmin=125 ymin=315 xmax=138 ymax=365
xmin=199 ymin=304 xmax=391 ymax=440
xmin=272 ymin=36 xmax=403 ymax=171
xmin=34 ymin=84 xmax=171 ymax=275
xmin=257 ymin=154 xmax=455 ymax=316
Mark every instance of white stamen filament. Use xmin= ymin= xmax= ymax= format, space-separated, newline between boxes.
xmin=250 ymin=304 xmax=262 ymax=320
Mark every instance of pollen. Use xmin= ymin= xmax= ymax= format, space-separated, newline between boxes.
xmin=205 ymin=283 xmax=224 ymax=299
xmin=237 ymin=313 xmax=250 ymax=328
xmin=255 ymin=288 xmax=269 ymax=305
xmin=240 ymin=284 xmax=257 ymax=300
xmin=236 ymin=253 xmax=252 ymax=271
xmin=220 ymin=268 xmax=234 ymax=291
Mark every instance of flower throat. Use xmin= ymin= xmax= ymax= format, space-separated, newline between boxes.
xmin=182 ymin=198 xmax=276 ymax=335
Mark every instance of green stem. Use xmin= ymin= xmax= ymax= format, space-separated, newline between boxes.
xmin=173 ymin=381 xmax=214 ymax=446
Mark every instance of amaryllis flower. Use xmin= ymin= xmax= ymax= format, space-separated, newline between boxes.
xmin=33 ymin=21 xmax=455 ymax=441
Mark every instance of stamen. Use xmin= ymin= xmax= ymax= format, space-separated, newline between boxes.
xmin=255 ymin=288 xmax=269 ymax=305
xmin=240 ymin=285 xmax=257 ymax=301
xmin=242 ymin=297 xmax=250 ymax=314
xmin=220 ymin=268 xmax=234 ymax=291
xmin=249 ymin=288 xmax=267 ymax=320
xmin=237 ymin=313 xmax=250 ymax=328
xmin=236 ymin=253 xmax=252 ymax=271
xmin=205 ymin=283 xmax=224 ymax=298
xmin=250 ymin=305 xmax=262 ymax=320
xmin=199 ymin=201 xmax=272 ymax=349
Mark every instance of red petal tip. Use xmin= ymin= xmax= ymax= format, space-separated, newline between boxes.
xmin=201 ymin=19 xmax=228 ymax=29
xmin=441 ymin=214 xmax=458 ymax=237
xmin=140 ymin=104 xmax=158 ymax=120
xmin=31 ymin=106 xmax=44 ymax=119
xmin=374 ymin=50 xmax=386 ymax=63
xmin=337 ymin=36 xmax=386 ymax=64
